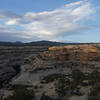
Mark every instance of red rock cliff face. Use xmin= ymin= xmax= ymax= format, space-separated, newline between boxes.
xmin=42 ymin=45 xmax=100 ymax=61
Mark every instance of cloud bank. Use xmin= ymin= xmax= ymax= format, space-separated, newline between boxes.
xmin=0 ymin=0 xmax=96 ymax=42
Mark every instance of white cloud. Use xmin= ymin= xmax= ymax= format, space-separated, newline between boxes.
xmin=5 ymin=19 xmax=19 ymax=25
xmin=23 ymin=0 xmax=95 ymax=40
xmin=0 ymin=0 xmax=96 ymax=41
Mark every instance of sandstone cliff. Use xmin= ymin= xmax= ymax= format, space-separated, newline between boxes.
xmin=9 ymin=45 xmax=100 ymax=100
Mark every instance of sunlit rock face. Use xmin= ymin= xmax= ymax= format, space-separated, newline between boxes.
xmin=47 ymin=45 xmax=100 ymax=61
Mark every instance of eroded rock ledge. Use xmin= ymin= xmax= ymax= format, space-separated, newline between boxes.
xmin=11 ymin=45 xmax=100 ymax=84
xmin=9 ymin=45 xmax=100 ymax=100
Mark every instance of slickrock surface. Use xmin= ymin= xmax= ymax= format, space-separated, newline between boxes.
xmin=10 ymin=45 xmax=100 ymax=100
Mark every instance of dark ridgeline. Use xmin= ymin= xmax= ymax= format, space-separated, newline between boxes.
xmin=0 ymin=40 xmax=66 ymax=46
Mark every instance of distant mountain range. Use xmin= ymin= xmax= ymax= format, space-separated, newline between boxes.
xmin=0 ymin=40 xmax=67 ymax=46
xmin=0 ymin=40 xmax=99 ymax=46
xmin=25 ymin=40 xmax=67 ymax=46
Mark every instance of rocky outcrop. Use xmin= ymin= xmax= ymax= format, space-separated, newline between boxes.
xmin=10 ymin=45 xmax=100 ymax=100
xmin=0 ymin=45 xmax=48 ymax=88
xmin=48 ymin=45 xmax=100 ymax=61
xmin=11 ymin=45 xmax=100 ymax=84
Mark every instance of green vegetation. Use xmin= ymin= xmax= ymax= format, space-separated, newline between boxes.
xmin=55 ymin=70 xmax=84 ymax=100
xmin=55 ymin=76 xmax=71 ymax=100
xmin=72 ymin=69 xmax=85 ymax=83
xmin=87 ymin=70 xmax=100 ymax=85
xmin=41 ymin=73 xmax=66 ymax=83
xmin=5 ymin=86 xmax=35 ymax=100
xmin=40 ymin=93 xmax=57 ymax=100
xmin=31 ymin=67 xmax=53 ymax=73
xmin=87 ymin=70 xmax=100 ymax=100
xmin=88 ymin=83 xmax=100 ymax=100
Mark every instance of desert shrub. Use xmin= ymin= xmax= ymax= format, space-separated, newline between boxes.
xmin=10 ymin=84 xmax=31 ymax=90
xmin=55 ymin=76 xmax=72 ymax=100
xmin=40 ymin=93 xmax=57 ymax=100
xmin=6 ymin=86 xmax=35 ymax=100
xmin=88 ymin=83 xmax=100 ymax=100
xmin=88 ymin=70 xmax=100 ymax=79
xmin=55 ymin=74 xmax=83 ymax=100
xmin=33 ymin=85 xmax=38 ymax=89
xmin=89 ymin=83 xmax=100 ymax=96
xmin=72 ymin=69 xmax=85 ymax=83
xmin=24 ymin=59 xmax=31 ymax=64
xmin=41 ymin=73 xmax=66 ymax=83
xmin=87 ymin=71 xmax=100 ymax=100
xmin=81 ymin=80 xmax=89 ymax=86
xmin=88 ymin=96 xmax=100 ymax=100
xmin=31 ymin=67 xmax=53 ymax=73
xmin=87 ymin=70 xmax=100 ymax=85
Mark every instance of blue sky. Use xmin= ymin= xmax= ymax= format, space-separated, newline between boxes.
xmin=0 ymin=0 xmax=81 ymax=13
xmin=0 ymin=0 xmax=100 ymax=42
